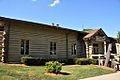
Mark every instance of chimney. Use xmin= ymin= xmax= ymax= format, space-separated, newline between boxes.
xmin=52 ymin=23 xmax=55 ymax=26
xmin=56 ymin=24 xmax=59 ymax=27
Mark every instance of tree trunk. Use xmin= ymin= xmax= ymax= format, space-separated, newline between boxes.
xmin=104 ymin=43 xmax=112 ymax=67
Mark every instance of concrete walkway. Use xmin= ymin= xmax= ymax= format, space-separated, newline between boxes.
xmin=80 ymin=71 xmax=120 ymax=80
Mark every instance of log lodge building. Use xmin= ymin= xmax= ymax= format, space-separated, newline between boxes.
xmin=0 ymin=17 xmax=118 ymax=63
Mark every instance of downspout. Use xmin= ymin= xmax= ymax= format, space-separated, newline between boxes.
xmin=66 ymin=33 xmax=69 ymax=59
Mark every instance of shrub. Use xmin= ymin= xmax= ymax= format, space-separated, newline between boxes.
xmin=75 ymin=58 xmax=89 ymax=65
xmin=89 ymin=58 xmax=98 ymax=65
xmin=21 ymin=56 xmax=98 ymax=66
xmin=21 ymin=56 xmax=73 ymax=65
xmin=45 ymin=61 xmax=62 ymax=74
xmin=21 ymin=56 xmax=42 ymax=65
xmin=21 ymin=56 xmax=67 ymax=66
xmin=74 ymin=58 xmax=98 ymax=65
xmin=58 ymin=59 xmax=74 ymax=65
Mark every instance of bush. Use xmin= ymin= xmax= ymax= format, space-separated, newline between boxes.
xmin=21 ymin=56 xmax=97 ymax=66
xmin=21 ymin=56 xmax=42 ymax=65
xmin=58 ymin=59 xmax=74 ymax=65
xmin=74 ymin=58 xmax=98 ymax=65
xmin=75 ymin=58 xmax=89 ymax=65
xmin=89 ymin=58 xmax=98 ymax=65
xmin=45 ymin=61 xmax=62 ymax=74
xmin=21 ymin=56 xmax=74 ymax=65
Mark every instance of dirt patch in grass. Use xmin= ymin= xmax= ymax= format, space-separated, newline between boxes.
xmin=63 ymin=65 xmax=80 ymax=67
xmin=0 ymin=62 xmax=27 ymax=67
xmin=96 ymin=65 xmax=115 ymax=71
xmin=15 ymin=71 xmax=23 ymax=74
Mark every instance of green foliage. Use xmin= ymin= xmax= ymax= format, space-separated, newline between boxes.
xmin=118 ymin=31 xmax=120 ymax=43
xmin=45 ymin=61 xmax=62 ymax=74
xmin=58 ymin=59 xmax=74 ymax=65
xmin=89 ymin=58 xmax=98 ymax=65
xmin=83 ymin=29 xmax=93 ymax=31
xmin=21 ymin=56 xmax=98 ymax=66
xmin=74 ymin=58 xmax=98 ymax=65
xmin=21 ymin=56 xmax=75 ymax=65
xmin=21 ymin=56 xmax=59 ymax=65
xmin=21 ymin=56 xmax=42 ymax=65
xmin=75 ymin=58 xmax=89 ymax=65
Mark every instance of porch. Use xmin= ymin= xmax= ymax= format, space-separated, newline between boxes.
xmin=85 ymin=41 xmax=107 ymax=59
xmin=83 ymin=28 xmax=108 ymax=59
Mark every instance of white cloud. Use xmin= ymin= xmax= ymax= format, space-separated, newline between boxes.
xmin=32 ymin=0 xmax=37 ymax=2
xmin=49 ymin=0 xmax=60 ymax=7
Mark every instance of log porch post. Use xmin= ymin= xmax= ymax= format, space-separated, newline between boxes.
xmin=85 ymin=41 xmax=89 ymax=58
xmin=104 ymin=41 xmax=107 ymax=57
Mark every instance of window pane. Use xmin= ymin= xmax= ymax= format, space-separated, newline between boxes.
xmin=96 ymin=48 xmax=98 ymax=53
xmin=50 ymin=42 xmax=56 ymax=55
xmin=54 ymin=42 xmax=56 ymax=50
xmin=54 ymin=51 xmax=56 ymax=55
xmin=74 ymin=44 xmax=77 ymax=50
xmin=25 ymin=40 xmax=29 ymax=55
xmin=50 ymin=42 xmax=52 ymax=51
xmin=74 ymin=50 xmax=76 ymax=55
xmin=71 ymin=45 xmax=73 ymax=55
xmin=74 ymin=44 xmax=77 ymax=55
xmin=54 ymin=42 xmax=56 ymax=55
xmin=21 ymin=40 xmax=24 ymax=55
xmin=50 ymin=51 xmax=52 ymax=55
xmin=50 ymin=42 xmax=53 ymax=55
xmin=71 ymin=44 xmax=77 ymax=55
xmin=93 ymin=48 xmax=95 ymax=53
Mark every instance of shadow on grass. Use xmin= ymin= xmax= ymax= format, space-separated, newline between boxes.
xmin=45 ymin=72 xmax=71 ymax=76
xmin=59 ymin=72 xmax=70 ymax=75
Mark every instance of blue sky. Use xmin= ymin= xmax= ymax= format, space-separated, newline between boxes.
xmin=0 ymin=0 xmax=120 ymax=37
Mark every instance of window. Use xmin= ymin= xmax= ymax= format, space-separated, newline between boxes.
xmin=72 ymin=44 xmax=77 ymax=55
xmin=93 ymin=43 xmax=99 ymax=54
xmin=50 ymin=42 xmax=56 ymax=55
xmin=21 ymin=40 xmax=24 ymax=55
xmin=25 ymin=40 xmax=29 ymax=55
xmin=21 ymin=40 xmax=29 ymax=55
xmin=93 ymin=43 xmax=98 ymax=47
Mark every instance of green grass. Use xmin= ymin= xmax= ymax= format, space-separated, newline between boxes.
xmin=0 ymin=65 xmax=116 ymax=80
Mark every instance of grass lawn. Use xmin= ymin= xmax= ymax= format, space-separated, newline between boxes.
xmin=0 ymin=65 xmax=116 ymax=80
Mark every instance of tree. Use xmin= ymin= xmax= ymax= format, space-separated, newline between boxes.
xmin=117 ymin=31 xmax=120 ymax=43
xmin=104 ymin=44 xmax=112 ymax=67
xmin=83 ymin=29 xmax=93 ymax=31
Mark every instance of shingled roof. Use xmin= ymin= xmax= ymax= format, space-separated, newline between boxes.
xmin=0 ymin=16 xmax=86 ymax=34
xmin=83 ymin=28 xmax=108 ymax=40
xmin=83 ymin=28 xmax=101 ymax=39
